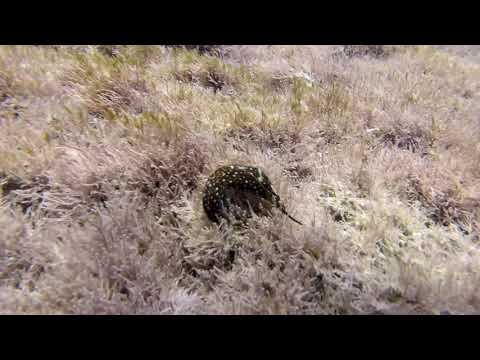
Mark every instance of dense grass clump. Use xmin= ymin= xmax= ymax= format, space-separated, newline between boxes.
xmin=1 ymin=45 xmax=479 ymax=314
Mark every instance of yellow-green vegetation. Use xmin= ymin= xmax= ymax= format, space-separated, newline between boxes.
xmin=0 ymin=45 xmax=479 ymax=314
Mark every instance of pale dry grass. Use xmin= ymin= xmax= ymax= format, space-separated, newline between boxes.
xmin=1 ymin=45 xmax=479 ymax=314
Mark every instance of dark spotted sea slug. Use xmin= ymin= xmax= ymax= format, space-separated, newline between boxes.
xmin=202 ymin=165 xmax=302 ymax=225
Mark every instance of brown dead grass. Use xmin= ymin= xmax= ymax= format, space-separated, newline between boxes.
xmin=1 ymin=45 xmax=479 ymax=314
